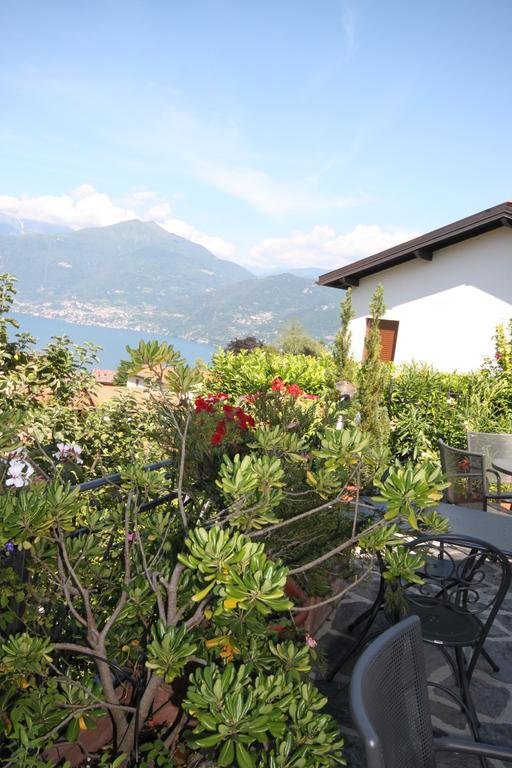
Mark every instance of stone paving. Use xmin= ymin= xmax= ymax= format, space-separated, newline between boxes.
xmin=315 ymin=566 xmax=512 ymax=767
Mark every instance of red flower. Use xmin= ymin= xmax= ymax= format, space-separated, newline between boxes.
xmin=208 ymin=392 xmax=228 ymax=401
xmin=286 ymin=384 xmax=304 ymax=397
xmin=304 ymin=393 xmax=319 ymax=400
xmin=271 ymin=377 xmax=285 ymax=391
xmin=222 ymin=404 xmax=236 ymax=419
xmin=195 ymin=397 xmax=214 ymax=413
xmin=211 ymin=420 xmax=227 ymax=445
xmin=242 ymin=392 xmax=260 ymax=403
xmin=236 ymin=408 xmax=256 ymax=430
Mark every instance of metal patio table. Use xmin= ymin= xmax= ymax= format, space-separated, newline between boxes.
xmin=437 ymin=501 xmax=512 ymax=556
xmin=492 ymin=456 xmax=512 ymax=479
xmin=327 ymin=501 xmax=512 ymax=679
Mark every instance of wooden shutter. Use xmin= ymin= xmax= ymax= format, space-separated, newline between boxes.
xmin=364 ymin=319 xmax=399 ymax=362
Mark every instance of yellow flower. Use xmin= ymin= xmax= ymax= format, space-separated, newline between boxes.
xmin=219 ymin=641 xmax=240 ymax=663
xmin=204 ymin=635 xmax=240 ymax=662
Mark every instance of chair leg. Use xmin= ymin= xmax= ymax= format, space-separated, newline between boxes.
xmin=347 ymin=572 xmax=386 ymax=633
xmin=437 ymin=645 xmax=461 ymax=688
xmin=347 ymin=603 xmax=378 ymax=632
xmin=480 ymin=646 xmax=500 ymax=674
xmin=326 ymin=606 xmax=382 ymax=681
xmin=455 ymin=647 xmax=481 ymax=733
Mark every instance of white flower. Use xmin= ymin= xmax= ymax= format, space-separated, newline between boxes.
xmin=6 ymin=459 xmax=34 ymax=488
xmin=53 ymin=443 xmax=83 ymax=464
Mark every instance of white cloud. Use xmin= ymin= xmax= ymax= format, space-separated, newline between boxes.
xmin=341 ymin=0 xmax=357 ymax=56
xmin=0 ymin=187 xmax=137 ymax=229
xmin=118 ymin=190 xmax=157 ymax=208
xmin=197 ymin=162 xmax=365 ymax=217
xmin=0 ymin=185 xmax=236 ymax=259
xmin=248 ymin=223 xmax=420 ymax=271
xmin=146 ymin=202 xmax=173 ymax=220
xmin=159 ymin=217 xmax=236 ymax=259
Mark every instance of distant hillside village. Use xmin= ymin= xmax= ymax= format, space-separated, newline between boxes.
xmin=0 ymin=218 xmax=339 ymax=346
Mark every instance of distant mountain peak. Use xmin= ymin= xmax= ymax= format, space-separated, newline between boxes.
xmin=0 ymin=212 xmax=71 ymax=237
xmin=0 ymin=220 xmax=337 ymax=345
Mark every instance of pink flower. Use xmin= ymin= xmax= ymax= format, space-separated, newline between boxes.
xmin=305 ymin=633 xmax=317 ymax=649
xmin=242 ymin=393 xmax=260 ymax=403
xmin=5 ymin=459 xmax=34 ymax=488
xmin=53 ymin=443 xmax=83 ymax=464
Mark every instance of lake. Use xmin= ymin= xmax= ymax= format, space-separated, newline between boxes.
xmin=12 ymin=313 xmax=216 ymax=369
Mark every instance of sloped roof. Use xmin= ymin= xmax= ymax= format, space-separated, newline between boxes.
xmin=318 ymin=201 xmax=512 ymax=289
xmin=92 ymin=368 xmax=116 ymax=384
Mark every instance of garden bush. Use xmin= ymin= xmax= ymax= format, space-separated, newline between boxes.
xmin=0 ymin=274 xmax=451 ymax=766
xmin=389 ymin=362 xmax=512 ymax=461
xmin=206 ymin=348 xmax=336 ymax=398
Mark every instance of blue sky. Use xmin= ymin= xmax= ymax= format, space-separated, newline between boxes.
xmin=1 ymin=0 xmax=512 ymax=271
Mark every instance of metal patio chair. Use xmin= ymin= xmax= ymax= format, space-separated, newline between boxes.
xmin=350 ymin=615 xmax=512 ymax=768
xmin=439 ymin=438 xmax=512 ymax=510
xmin=468 ymin=430 xmax=512 ymax=485
xmin=402 ymin=534 xmax=511 ymax=731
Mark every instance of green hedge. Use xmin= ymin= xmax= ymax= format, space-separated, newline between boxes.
xmin=389 ymin=363 xmax=512 ymax=461
xmin=206 ymin=348 xmax=336 ymax=397
xmin=207 ymin=351 xmax=512 ymax=463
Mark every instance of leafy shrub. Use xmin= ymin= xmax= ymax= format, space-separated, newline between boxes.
xmin=389 ymin=363 xmax=512 ymax=461
xmin=207 ymin=348 xmax=336 ymax=398
xmin=0 ymin=274 xmax=451 ymax=766
xmin=225 ymin=336 xmax=266 ymax=354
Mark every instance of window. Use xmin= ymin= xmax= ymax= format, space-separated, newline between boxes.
xmin=364 ymin=319 xmax=399 ymax=362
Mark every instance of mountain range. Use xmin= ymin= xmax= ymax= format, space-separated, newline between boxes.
xmin=0 ymin=219 xmax=341 ymax=345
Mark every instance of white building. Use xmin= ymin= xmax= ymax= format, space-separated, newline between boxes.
xmin=319 ymin=202 xmax=512 ymax=372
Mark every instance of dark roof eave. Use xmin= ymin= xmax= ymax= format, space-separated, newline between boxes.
xmin=318 ymin=202 xmax=512 ymax=289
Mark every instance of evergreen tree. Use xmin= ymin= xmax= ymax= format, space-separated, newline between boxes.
xmin=333 ymin=287 xmax=356 ymax=382
xmin=277 ymin=320 xmax=327 ymax=357
xmin=357 ymin=284 xmax=390 ymax=458
xmin=224 ymin=336 xmax=265 ymax=354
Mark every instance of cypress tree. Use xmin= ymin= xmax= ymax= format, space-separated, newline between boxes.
xmin=357 ymin=284 xmax=390 ymax=457
xmin=333 ymin=288 xmax=357 ymax=383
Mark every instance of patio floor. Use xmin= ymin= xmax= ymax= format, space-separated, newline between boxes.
xmin=315 ymin=567 xmax=512 ymax=767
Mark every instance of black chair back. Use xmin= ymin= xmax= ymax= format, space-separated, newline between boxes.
xmin=404 ymin=534 xmax=511 ymax=679
xmin=350 ymin=615 xmax=435 ymax=768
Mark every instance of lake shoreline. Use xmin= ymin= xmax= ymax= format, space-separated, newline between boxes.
xmin=11 ymin=311 xmax=216 ymax=369
xmin=12 ymin=306 xmax=211 ymax=344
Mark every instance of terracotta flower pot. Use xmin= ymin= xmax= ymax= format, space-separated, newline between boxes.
xmin=285 ymin=576 xmax=344 ymax=635
xmin=45 ymin=683 xmax=179 ymax=767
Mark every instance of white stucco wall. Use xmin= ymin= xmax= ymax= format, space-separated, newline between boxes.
xmin=348 ymin=227 xmax=512 ymax=372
